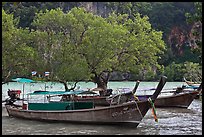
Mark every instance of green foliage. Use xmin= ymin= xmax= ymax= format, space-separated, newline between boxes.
xmin=2 ymin=3 xmax=201 ymax=83
xmin=185 ymin=2 xmax=202 ymax=23
xmin=30 ymin=7 xmax=165 ymax=88
xmin=183 ymin=61 xmax=202 ymax=82
xmin=105 ymin=2 xmax=133 ymax=15
xmin=2 ymin=9 xmax=36 ymax=83
xmin=163 ymin=62 xmax=185 ymax=81
xmin=103 ymin=2 xmax=197 ymax=68
xmin=31 ymin=8 xmax=92 ymax=83
xmin=185 ymin=2 xmax=202 ymax=64
xmin=164 ymin=61 xmax=202 ymax=82
xmin=107 ymin=13 xmax=165 ymax=79
xmin=2 ymin=2 xmax=199 ymax=65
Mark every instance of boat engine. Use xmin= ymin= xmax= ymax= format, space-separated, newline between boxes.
xmin=5 ymin=89 xmax=21 ymax=105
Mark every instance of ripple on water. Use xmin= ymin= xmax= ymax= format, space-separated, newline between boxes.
xmin=70 ymin=130 xmax=98 ymax=135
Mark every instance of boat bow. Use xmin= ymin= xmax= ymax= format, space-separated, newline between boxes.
xmin=150 ymin=76 xmax=167 ymax=102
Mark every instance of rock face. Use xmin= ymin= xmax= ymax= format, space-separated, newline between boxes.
xmin=79 ymin=2 xmax=110 ymax=17
xmin=109 ymin=72 xmax=131 ymax=81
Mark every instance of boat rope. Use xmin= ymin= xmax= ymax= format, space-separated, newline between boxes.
xmin=148 ymin=97 xmax=158 ymax=122
xmin=133 ymin=100 xmax=143 ymax=119
xmin=133 ymin=94 xmax=139 ymax=101
xmin=117 ymin=91 xmax=122 ymax=105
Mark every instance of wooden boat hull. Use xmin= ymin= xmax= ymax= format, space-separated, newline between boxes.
xmin=154 ymin=91 xmax=198 ymax=108
xmin=73 ymin=96 xmax=110 ymax=106
xmin=75 ymin=91 xmax=198 ymax=108
xmin=72 ymin=90 xmax=199 ymax=108
xmin=5 ymin=100 xmax=151 ymax=126
xmin=138 ymin=91 xmax=199 ymax=108
xmin=195 ymin=92 xmax=202 ymax=99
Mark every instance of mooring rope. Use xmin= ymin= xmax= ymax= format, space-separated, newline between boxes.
xmin=148 ymin=97 xmax=158 ymax=122
xmin=133 ymin=100 xmax=144 ymax=120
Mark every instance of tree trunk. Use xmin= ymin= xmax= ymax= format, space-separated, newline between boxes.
xmin=69 ymin=81 xmax=78 ymax=91
xmin=58 ymin=80 xmax=79 ymax=91
xmin=92 ymin=72 xmax=110 ymax=96
xmin=96 ymin=78 xmax=107 ymax=90
xmin=58 ymin=80 xmax=69 ymax=91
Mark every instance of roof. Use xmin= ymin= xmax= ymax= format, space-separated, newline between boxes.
xmin=27 ymin=90 xmax=97 ymax=95
xmin=12 ymin=78 xmax=35 ymax=83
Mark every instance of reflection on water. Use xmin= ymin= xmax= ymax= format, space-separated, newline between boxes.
xmin=2 ymin=82 xmax=202 ymax=135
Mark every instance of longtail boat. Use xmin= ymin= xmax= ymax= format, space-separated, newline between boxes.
xmin=183 ymin=77 xmax=201 ymax=88
xmin=137 ymin=83 xmax=202 ymax=108
xmin=5 ymin=76 xmax=167 ymax=127
xmin=70 ymin=80 xmax=140 ymax=106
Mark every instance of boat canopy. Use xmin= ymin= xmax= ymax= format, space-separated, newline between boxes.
xmin=12 ymin=78 xmax=35 ymax=83
xmin=27 ymin=90 xmax=97 ymax=95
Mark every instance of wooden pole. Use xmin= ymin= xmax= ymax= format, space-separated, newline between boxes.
xmin=22 ymin=83 xmax=25 ymax=105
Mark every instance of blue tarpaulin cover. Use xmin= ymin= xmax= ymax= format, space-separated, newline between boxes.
xmin=12 ymin=78 xmax=35 ymax=83
xmin=27 ymin=90 xmax=97 ymax=95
